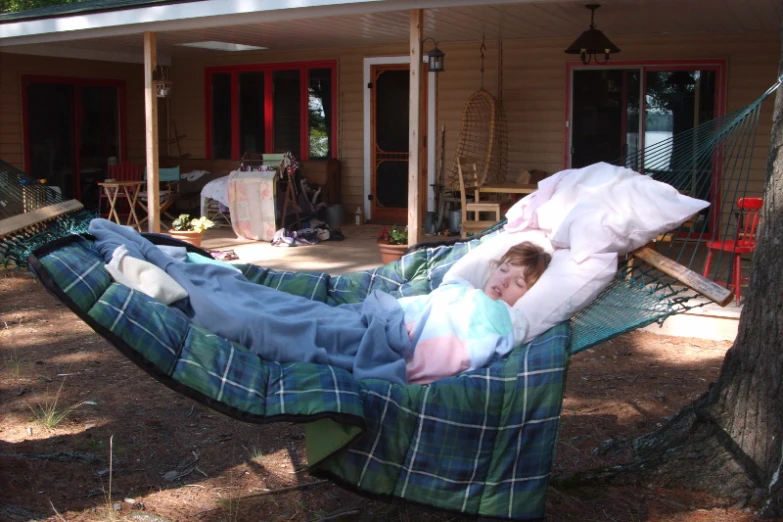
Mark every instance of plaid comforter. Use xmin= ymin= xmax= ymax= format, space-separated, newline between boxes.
xmin=29 ymin=230 xmax=570 ymax=521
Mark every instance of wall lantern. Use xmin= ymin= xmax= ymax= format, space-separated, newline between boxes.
xmin=153 ymin=65 xmax=173 ymax=98
xmin=422 ymin=37 xmax=445 ymax=72
xmin=564 ymin=4 xmax=620 ymax=65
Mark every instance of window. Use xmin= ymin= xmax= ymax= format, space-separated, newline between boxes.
xmin=308 ymin=68 xmax=333 ymax=158
xmin=568 ymin=61 xmax=725 ymax=235
xmin=206 ymin=61 xmax=337 ymax=160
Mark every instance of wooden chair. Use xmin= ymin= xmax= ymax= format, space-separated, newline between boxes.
xmin=99 ymin=161 xmax=143 ymax=218
xmin=701 ymin=197 xmax=763 ymax=305
xmin=457 ymin=156 xmax=502 ymax=238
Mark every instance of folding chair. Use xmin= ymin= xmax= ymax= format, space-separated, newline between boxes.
xmin=138 ymin=166 xmax=181 ymax=228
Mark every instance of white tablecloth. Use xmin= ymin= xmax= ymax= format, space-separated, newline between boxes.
xmin=200 ymin=175 xmax=231 ymax=217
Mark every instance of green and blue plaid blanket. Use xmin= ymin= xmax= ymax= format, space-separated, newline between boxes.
xmin=28 ymin=231 xmax=570 ymax=521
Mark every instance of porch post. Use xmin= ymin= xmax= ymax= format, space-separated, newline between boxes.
xmin=407 ymin=9 xmax=423 ymax=245
xmin=143 ymin=31 xmax=161 ymax=233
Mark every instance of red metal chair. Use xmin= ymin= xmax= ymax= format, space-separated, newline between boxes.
xmin=701 ymin=197 xmax=763 ymax=305
xmin=99 ymin=161 xmax=143 ymax=218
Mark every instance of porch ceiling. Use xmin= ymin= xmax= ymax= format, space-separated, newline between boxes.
xmin=0 ymin=0 xmax=779 ymax=64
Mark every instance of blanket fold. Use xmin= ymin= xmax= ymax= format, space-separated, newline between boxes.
xmin=89 ymin=219 xmax=411 ymax=385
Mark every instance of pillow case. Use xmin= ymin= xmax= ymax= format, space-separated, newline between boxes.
xmin=506 ymin=162 xmax=710 ymax=262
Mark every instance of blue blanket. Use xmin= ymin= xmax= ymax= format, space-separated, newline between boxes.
xmin=88 ymin=219 xmax=411 ymax=384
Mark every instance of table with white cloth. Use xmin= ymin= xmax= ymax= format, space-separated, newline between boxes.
xmin=200 ymin=175 xmax=231 ymax=219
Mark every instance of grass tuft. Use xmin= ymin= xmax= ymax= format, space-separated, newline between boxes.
xmin=28 ymin=379 xmax=83 ymax=429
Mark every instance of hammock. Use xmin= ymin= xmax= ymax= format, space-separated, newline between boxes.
xmin=3 ymin=79 xmax=780 ymax=520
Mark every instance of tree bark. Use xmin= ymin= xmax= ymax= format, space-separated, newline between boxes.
xmin=556 ymin=28 xmax=783 ymax=517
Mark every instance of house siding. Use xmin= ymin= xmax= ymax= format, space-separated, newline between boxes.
xmin=0 ymin=32 xmax=777 ymax=235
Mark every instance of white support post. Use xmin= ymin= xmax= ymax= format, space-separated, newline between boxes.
xmin=143 ymin=31 xmax=161 ymax=233
xmin=407 ymin=9 xmax=423 ymax=246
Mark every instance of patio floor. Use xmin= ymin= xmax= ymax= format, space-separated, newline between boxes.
xmin=199 ymin=223 xmax=742 ymax=342
xmin=199 ymin=222 xmax=435 ymax=275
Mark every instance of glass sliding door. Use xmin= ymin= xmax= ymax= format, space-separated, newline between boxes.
xmin=24 ymin=77 xmax=123 ymax=209
xmin=27 ymin=83 xmax=75 ymax=197
xmin=78 ymin=85 xmax=119 ymax=208
xmin=569 ymin=63 xmax=722 ymax=233
xmin=644 ymin=69 xmax=717 ymax=232
xmin=571 ymin=69 xmax=640 ymax=169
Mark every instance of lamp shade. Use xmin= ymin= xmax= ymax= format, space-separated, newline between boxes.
xmin=427 ymin=46 xmax=445 ymax=72
xmin=564 ymin=4 xmax=620 ymax=64
xmin=564 ymin=28 xmax=621 ymax=57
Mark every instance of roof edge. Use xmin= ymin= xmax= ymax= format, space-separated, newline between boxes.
xmin=0 ymin=0 xmax=198 ymax=24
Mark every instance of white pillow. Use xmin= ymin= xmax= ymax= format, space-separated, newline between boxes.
xmin=105 ymin=245 xmax=188 ymax=305
xmin=508 ymin=249 xmax=616 ymax=344
xmin=510 ymin=162 xmax=709 ymax=262
xmin=442 ymin=230 xmax=553 ymax=290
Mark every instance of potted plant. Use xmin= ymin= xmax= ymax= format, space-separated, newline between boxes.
xmin=377 ymin=225 xmax=409 ymax=264
xmin=168 ymin=214 xmax=215 ymax=247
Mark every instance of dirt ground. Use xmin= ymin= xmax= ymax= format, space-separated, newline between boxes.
xmin=0 ymin=268 xmax=767 ymax=522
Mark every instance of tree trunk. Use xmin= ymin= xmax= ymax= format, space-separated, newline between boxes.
xmin=557 ymin=31 xmax=783 ymax=517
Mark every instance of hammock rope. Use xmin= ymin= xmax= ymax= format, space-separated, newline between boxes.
xmin=612 ymin=78 xmax=778 ymax=300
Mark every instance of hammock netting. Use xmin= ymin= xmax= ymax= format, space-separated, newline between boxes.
xmin=0 ymin=159 xmax=94 ymax=266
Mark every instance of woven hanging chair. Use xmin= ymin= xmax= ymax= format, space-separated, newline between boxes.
xmin=445 ymin=88 xmax=508 ymax=190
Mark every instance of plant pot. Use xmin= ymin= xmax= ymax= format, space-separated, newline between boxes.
xmin=378 ymin=243 xmax=408 ymax=265
xmin=168 ymin=229 xmax=204 ymax=247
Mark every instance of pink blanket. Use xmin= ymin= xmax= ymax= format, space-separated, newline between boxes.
xmin=228 ymin=169 xmax=277 ymax=241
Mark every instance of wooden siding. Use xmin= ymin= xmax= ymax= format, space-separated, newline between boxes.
xmin=0 ymin=32 xmax=778 ymax=234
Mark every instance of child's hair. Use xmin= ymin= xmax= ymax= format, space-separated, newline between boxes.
xmin=494 ymin=241 xmax=551 ymax=287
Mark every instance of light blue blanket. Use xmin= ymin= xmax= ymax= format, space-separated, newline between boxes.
xmin=398 ymin=282 xmax=515 ymax=384
xmin=88 ymin=219 xmax=411 ymax=384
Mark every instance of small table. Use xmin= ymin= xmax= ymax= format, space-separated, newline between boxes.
xmin=97 ymin=180 xmax=145 ymax=231
xmin=476 ymin=183 xmax=537 ymax=201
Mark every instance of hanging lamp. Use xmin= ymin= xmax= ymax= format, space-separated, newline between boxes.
xmin=564 ymin=4 xmax=620 ymax=65
xmin=422 ymin=37 xmax=445 ymax=72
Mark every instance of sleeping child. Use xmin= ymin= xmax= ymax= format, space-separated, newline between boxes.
xmin=401 ymin=241 xmax=551 ymax=384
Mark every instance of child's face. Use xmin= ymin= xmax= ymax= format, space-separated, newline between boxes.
xmin=483 ymin=262 xmax=531 ymax=306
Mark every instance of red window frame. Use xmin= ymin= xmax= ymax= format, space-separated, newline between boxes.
xmin=21 ymin=75 xmax=128 ymax=177
xmin=204 ymin=60 xmax=338 ymax=160
xmin=564 ymin=59 xmax=727 ymax=170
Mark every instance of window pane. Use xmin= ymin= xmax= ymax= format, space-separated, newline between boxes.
xmin=273 ymin=70 xmax=300 ymax=154
xmin=239 ymin=71 xmax=265 ymax=155
xmin=644 ymin=70 xmax=716 ymax=186
xmin=309 ymin=68 xmax=332 ymax=158
xmin=645 ymin=69 xmax=717 ymax=232
xmin=211 ymin=73 xmax=231 ymax=159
